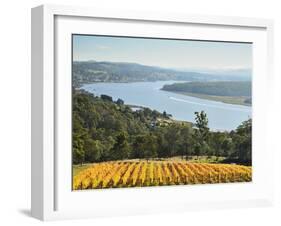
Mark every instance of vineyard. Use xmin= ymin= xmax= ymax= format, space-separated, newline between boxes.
xmin=73 ymin=160 xmax=252 ymax=190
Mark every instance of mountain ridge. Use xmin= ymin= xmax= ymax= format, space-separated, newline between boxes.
xmin=73 ymin=60 xmax=251 ymax=87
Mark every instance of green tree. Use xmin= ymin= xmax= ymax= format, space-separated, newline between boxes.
xmin=84 ymin=139 xmax=103 ymax=162
xmin=73 ymin=135 xmax=85 ymax=165
xmin=153 ymin=128 xmax=168 ymax=158
xmin=143 ymin=134 xmax=158 ymax=160
xmin=111 ymin=132 xmax=131 ymax=160
xmin=72 ymin=114 xmax=87 ymax=165
xmin=233 ymin=119 xmax=252 ymax=164
xmin=132 ymin=134 xmax=158 ymax=159
xmin=100 ymin=136 xmax=115 ymax=161
xmin=194 ymin=143 xmax=201 ymax=157
xmin=101 ymin=94 xmax=113 ymax=102
xmin=194 ymin=111 xmax=209 ymax=140
xmin=210 ymin=132 xmax=226 ymax=157
xmin=178 ymin=126 xmax=193 ymax=159
xmin=132 ymin=135 xmax=146 ymax=159
xmin=221 ymin=137 xmax=233 ymax=157
xmin=116 ymin=98 xmax=124 ymax=105
xmin=164 ymin=124 xmax=181 ymax=157
xmin=193 ymin=111 xmax=210 ymax=156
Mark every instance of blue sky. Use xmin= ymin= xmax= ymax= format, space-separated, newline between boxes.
xmin=73 ymin=35 xmax=252 ymax=70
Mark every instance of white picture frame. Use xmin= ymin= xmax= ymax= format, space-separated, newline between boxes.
xmin=31 ymin=4 xmax=274 ymax=221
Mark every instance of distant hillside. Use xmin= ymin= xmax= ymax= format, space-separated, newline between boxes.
xmin=161 ymin=81 xmax=252 ymax=106
xmin=162 ymin=81 xmax=251 ymax=97
xmin=177 ymin=68 xmax=251 ymax=80
xmin=72 ymin=61 xmax=250 ymax=87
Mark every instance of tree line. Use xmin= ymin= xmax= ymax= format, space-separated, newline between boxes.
xmin=73 ymin=90 xmax=252 ymax=165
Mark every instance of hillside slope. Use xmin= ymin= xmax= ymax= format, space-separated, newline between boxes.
xmin=73 ymin=61 xmax=250 ymax=87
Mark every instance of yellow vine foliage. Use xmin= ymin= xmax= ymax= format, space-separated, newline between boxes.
xmin=73 ymin=160 xmax=252 ymax=190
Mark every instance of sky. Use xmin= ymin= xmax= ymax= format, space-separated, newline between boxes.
xmin=73 ymin=34 xmax=252 ymax=71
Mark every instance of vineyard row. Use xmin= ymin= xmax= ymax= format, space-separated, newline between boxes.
xmin=73 ymin=161 xmax=252 ymax=190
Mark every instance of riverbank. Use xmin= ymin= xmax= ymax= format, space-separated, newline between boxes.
xmin=164 ymin=91 xmax=251 ymax=106
xmin=81 ymin=81 xmax=251 ymax=131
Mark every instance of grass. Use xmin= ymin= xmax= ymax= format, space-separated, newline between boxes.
xmin=73 ymin=164 xmax=93 ymax=177
xmin=166 ymin=155 xmax=226 ymax=163
xmin=156 ymin=118 xmax=193 ymax=127
xmin=186 ymin=156 xmax=226 ymax=163
xmin=172 ymin=91 xmax=251 ymax=106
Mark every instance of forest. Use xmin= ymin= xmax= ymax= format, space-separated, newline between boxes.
xmin=73 ymin=89 xmax=252 ymax=166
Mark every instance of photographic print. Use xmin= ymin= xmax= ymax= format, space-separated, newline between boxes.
xmin=72 ymin=35 xmax=252 ymax=190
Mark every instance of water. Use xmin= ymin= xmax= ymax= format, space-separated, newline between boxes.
xmin=81 ymin=81 xmax=252 ymax=131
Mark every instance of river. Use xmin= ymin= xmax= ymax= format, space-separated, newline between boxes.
xmin=81 ymin=81 xmax=252 ymax=131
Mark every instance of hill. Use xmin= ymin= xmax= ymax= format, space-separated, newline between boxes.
xmin=161 ymin=81 xmax=252 ymax=105
xmin=72 ymin=90 xmax=252 ymax=166
xmin=73 ymin=61 xmax=250 ymax=87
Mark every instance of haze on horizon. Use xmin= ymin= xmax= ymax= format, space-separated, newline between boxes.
xmin=73 ymin=34 xmax=252 ymax=75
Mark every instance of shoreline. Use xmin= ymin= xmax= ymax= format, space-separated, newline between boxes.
xmin=78 ymin=85 xmax=243 ymax=132
xmin=161 ymin=90 xmax=251 ymax=107
xmin=77 ymin=87 xmax=233 ymax=132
